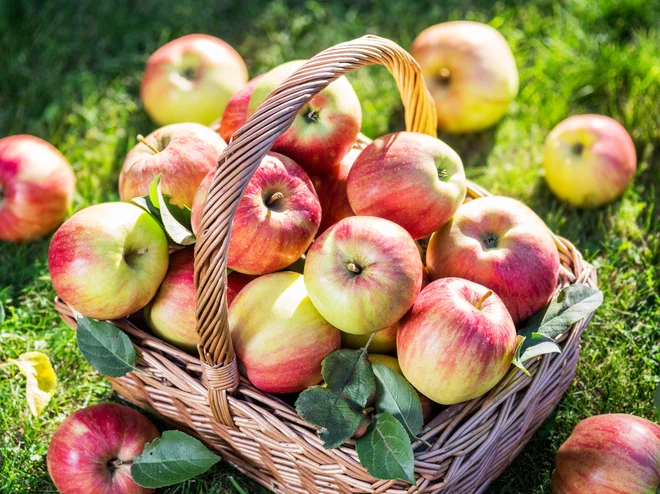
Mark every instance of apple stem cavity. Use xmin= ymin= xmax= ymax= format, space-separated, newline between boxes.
xmin=182 ymin=67 xmax=197 ymax=81
xmin=474 ymin=290 xmax=494 ymax=311
xmin=266 ymin=191 xmax=285 ymax=207
xmin=346 ymin=262 xmax=362 ymax=274
xmin=137 ymin=134 xmax=160 ymax=154
xmin=572 ymin=142 xmax=585 ymax=156
xmin=436 ymin=67 xmax=452 ymax=87
xmin=108 ymin=457 xmax=130 ymax=469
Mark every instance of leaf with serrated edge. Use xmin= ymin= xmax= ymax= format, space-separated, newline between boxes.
xmin=322 ymin=348 xmax=375 ymax=409
xmin=356 ymin=412 xmax=415 ymax=484
xmin=76 ymin=316 xmax=136 ymax=377
xmin=295 ymin=386 xmax=363 ymax=449
xmin=521 ymin=284 xmax=603 ymax=339
xmin=155 ymin=176 xmax=195 ymax=246
xmin=131 ymin=430 xmax=220 ymax=488
xmin=372 ymin=364 xmax=423 ymax=440
xmin=512 ymin=333 xmax=562 ymax=375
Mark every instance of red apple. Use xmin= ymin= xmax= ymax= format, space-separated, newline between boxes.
xmin=426 ymin=196 xmax=560 ymax=323
xmin=247 ymin=60 xmax=362 ymax=176
xmin=304 ymin=216 xmax=423 ymax=335
xmin=229 ymin=271 xmax=341 ymax=393
xmin=191 ymin=152 xmax=321 ymax=275
xmin=0 ymin=135 xmax=75 ymax=242
xmin=411 ymin=21 xmax=519 ymax=133
xmin=217 ymin=75 xmax=263 ymax=142
xmin=544 ymin=114 xmax=637 ymax=208
xmin=119 ymin=123 xmax=226 ymax=208
xmin=552 ymin=414 xmax=660 ymax=494
xmin=226 ymin=271 xmax=257 ymax=307
xmin=47 ymin=403 xmax=160 ymax=494
xmin=49 ymin=202 xmax=169 ymax=320
xmin=141 ymin=34 xmax=248 ymax=126
xmin=398 ymin=278 xmax=517 ymax=405
xmin=346 ymin=132 xmax=466 ymax=240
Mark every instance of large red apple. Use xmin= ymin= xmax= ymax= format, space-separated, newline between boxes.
xmin=119 ymin=123 xmax=226 ymax=208
xmin=552 ymin=414 xmax=660 ymax=493
xmin=229 ymin=271 xmax=341 ymax=393
xmin=47 ymin=403 xmax=160 ymax=494
xmin=426 ymin=196 xmax=560 ymax=323
xmin=544 ymin=114 xmax=637 ymax=208
xmin=411 ymin=21 xmax=518 ymax=133
xmin=0 ymin=135 xmax=75 ymax=242
xmin=304 ymin=216 xmax=423 ymax=335
xmin=191 ymin=152 xmax=321 ymax=275
xmin=346 ymin=132 xmax=466 ymax=240
xmin=397 ymin=278 xmax=517 ymax=405
xmin=141 ymin=34 xmax=248 ymax=126
xmin=217 ymin=75 xmax=262 ymax=142
xmin=49 ymin=202 xmax=169 ymax=320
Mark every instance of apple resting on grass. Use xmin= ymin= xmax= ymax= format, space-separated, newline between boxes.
xmin=49 ymin=202 xmax=169 ymax=320
xmin=347 ymin=132 xmax=466 ymax=239
xmin=304 ymin=216 xmax=423 ymax=335
xmin=229 ymin=271 xmax=340 ymax=393
xmin=397 ymin=278 xmax=517 ymax=405
xmin=47 ymin=403 xmax=160 ymax=494
xmin=411 ymin=21 xmax=519 ymax=133
xmin=144 ymin=248 xmax=198 ymax=353
xmin=426 ymin=196 xmax=560 ymax=324
xmin=0 ymin=135 xmax=75 ymax=242
xmin=543 ymin=114 xmax=637 ymax=208
xmin=217 ymin=75 xmax=262 ymax=142
xmin=141 ymin=34 xmax=248 ymax=126
xmin=119 ymin=123 xmax=226 ymax=208
xmin=552 ymin=414 xmax=660 ymax=494
xmin=191 ymin=152 xmax=321 ymax=275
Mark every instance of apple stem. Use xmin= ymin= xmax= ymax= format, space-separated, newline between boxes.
xmin=137 ymin=134 xmax=159 ymax=154
xmin=474 ymin=290 xmax=494 ymax=310
xmin=346 ymin=262 xmax=362 ymax=274
xmin=266 ymin=192 xmax=284 ymax=206
xmin=362 ymin=407 xmax=374 ymax=415
xmin=109 ymin=458 xmax=130 ymax=468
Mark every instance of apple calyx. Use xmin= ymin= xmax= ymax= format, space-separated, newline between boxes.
xmin=346 ymin=262 xmax=362 ymax=274
xmin=137 ymin=134 xmax=160 ymax=155
xmin=571 ymin=142 xmax=585 ymax=156
xmin=474 ymin=289 xmax=494 ymax=311
xmin=181 ymin=66 xmax=198 ymax=81
xmin=482 ymin=232 xmax=499 ymax=249
xmin=437 ymin=168 xmax=448 ymax=182
xmin=304 ymin=108 xmax=320 ymax=123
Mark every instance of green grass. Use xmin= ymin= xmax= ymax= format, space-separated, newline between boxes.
xmin=1 ymin=0 xmax=659 ymax=492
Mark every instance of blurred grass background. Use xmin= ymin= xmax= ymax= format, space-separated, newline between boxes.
xmin=1 ymin=0 xmax=659 ymax=492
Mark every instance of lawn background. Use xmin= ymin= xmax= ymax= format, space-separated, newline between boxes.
xmin=1 ymin=0 xmax=659 ymax=492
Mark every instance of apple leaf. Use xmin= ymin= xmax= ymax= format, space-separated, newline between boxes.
xmin=520 ymin=284 xmax=603 ymax=339
xmin=131 ymin=430 xmax=220 ymax=488
xmin=76 ymin=316 xmax=136 ymax=377
xmin=512 ymin=333 xmax=562 ymax=376
xmin=372 ymin=364 xmax=423 ymax=440
xmin=5 ymin=351 xmax=57 ymax=417
xmin=154 ymin=176 xmax=195 ymax=246
xmin=131 ymin=195 xmax=163 ymax=228
xmin=295 ymin=385 xmax=364 ymax=449
xmin=322 ymin=348 xmax=376 ymax=409
xmin=356 ymin=412 xmax=416 ymax=484
xmin=654 ymin=383 xmax=660 ymax=421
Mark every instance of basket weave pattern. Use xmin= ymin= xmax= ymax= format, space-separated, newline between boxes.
xmin=54 ymin=35 xmax=597 ymax=493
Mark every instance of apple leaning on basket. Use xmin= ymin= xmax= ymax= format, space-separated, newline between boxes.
xmin=47 ymin=55 xmax=602 ymax=486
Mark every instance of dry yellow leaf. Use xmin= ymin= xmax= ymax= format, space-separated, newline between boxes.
xmin=7 ymin=352 xmax=57 ymax=417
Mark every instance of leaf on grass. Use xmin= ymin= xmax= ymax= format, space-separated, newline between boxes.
xmin=372 ymin=364 xmax=423 ymax=440
xmin=131 ymin=430 xmax=220 ymax=488
xmin=76 ymin=316 xmax=136 ymax=377
xmin=295 ymin=386 xmax=363 ymax=449
xmin=356 ymin=412 xmax=415 ymax=484
xmin=512 ymin=333 xmax=562 ymax=376
xmin=0 ymin=301 xmax=5 ymax=326
xmin=521 ymin=284 xmax=603 ymax=339
xmin=7 ymin=352 xmax=57 ymax=417
xmin=322 ymin=348 xmax=375 ymax=409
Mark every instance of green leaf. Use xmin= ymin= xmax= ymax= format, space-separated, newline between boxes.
xmin=76 ymin=316 xmax=136 ymax=377
xmin=372 ymin=364 xmax=423 ymax=440
xmin=149 ymin=174 xmax=161 ymax=210
xmin=356 ymin=412 xmax=415 ymax=484
xmin=322 ymin=349 xmax=376 ymax=409
xmin=131 ymin=430 xmax=220 ymax=488
xmin=154 ymin=175 xmax=195 ymax=246
xmin=0 ymin=301 xmax=4 ymax=326
xmin=512 ymin=333 xmax=562 ymax=376
xmin=295 ymin=386 xmax=363 ymax=449
xmin=131 ymin=195 xmax=162 ymax=227
xmin=654 ymin=383 xmax=660 ymax=421
xmin=521 ymin=284 xmax=603 ymax=339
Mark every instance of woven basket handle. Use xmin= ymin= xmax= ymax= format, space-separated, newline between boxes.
xmin=194 ymin=34 xmax=437 ymax=427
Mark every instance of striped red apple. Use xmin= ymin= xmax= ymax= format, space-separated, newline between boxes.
xmin=217 ymin=75 xmax=262 ymax=142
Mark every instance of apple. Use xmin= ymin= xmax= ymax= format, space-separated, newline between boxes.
xmin=311 ymin=147 xmax=359 ymax=236
xmin=552 ymin=414 xmax=660 ymax=494
xmin=411 ymin=21 xmax=519 ymax=133
xmin=144 ymin=248 xmax=198 ymax=352
xmin=426 ymin=196 xmax=560 ymax=323
xmin=141 ymin=34 xmax=248 ymax=126
xmin=0 ymin=135 xmax=75 ymax=242
xmin=229 ymin=271 xmax=341 ymax=393
xmin=47 ymin=403 xmax=160 ymax=494
xmin=217 ymin=75 xmax=262 ymax=142
xmin=346 ymin=132 xmax=466 ymax=240
xmin=342 ymin=322 xmax=398 ymax=354
xmin=119 ymin=123 xmax=226 ymax=208
xmin=226 ymin=271 xmax=257 ymax=307
xmin=191 ymin=152 xmax=321 ymax=275
xmin=247 ymin=60 xmax=362 ymax=176
xmin=304 ymin=216 xmax=423 ymax=335
xmin=543 ymin=114 xmax=637 ymax=208
xmin=397 ymin=278 xmax=517 ymax=405
xmin=49 ymin=202 xmax=169 ymax=320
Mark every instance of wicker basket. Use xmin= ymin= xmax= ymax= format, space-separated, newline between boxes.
xmin=54 ymin=35 xmax=597 ymax=493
